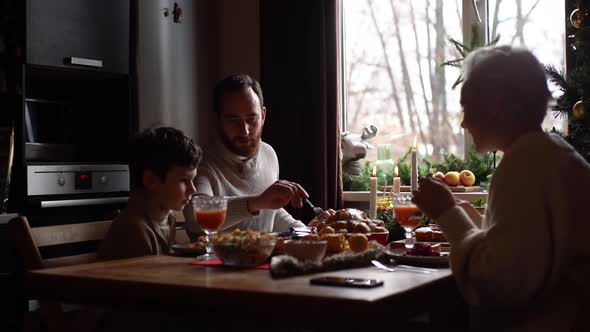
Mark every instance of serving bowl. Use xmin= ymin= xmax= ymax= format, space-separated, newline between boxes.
xmin=283 ymin=239 xmax=327 ymax=263
xmin=212 ymin=230 xmax=278 ymax=268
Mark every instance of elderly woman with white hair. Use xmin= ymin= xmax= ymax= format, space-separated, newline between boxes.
xmin=411 ymin=46 xmax=590 ymax=331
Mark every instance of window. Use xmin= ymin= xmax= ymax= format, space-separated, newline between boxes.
xmin=488 ymin=0 xmax=566 ymax=132
xmin=343 ymin=0 xmax=565 ymax=164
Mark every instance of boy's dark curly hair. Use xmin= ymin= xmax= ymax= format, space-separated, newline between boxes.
xmin=128 ymin=127 xmax=202 ymax=189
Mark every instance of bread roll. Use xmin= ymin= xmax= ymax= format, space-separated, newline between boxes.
xmin=431 ymin=230 xmax=447 ymax=242
xmin=415 ymin=227 xmax=433 ymax=242
xmin=302 ymin=234 xmax=321 ymax=241
xmin=371 ymin=226 xmax=387 ymax=233
xmin=348 ymin=234 xmax=369 ymax=252
xmin=328 ymin=220 xmax=348 ymax=231
xmin=321 ymin=233 xmax=346 ymax=253
xmin=353 ymin=222 xmax=371 ymax=234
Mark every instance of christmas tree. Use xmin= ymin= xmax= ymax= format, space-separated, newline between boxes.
xmin=546 ymin=1 xmax=590 ymax=162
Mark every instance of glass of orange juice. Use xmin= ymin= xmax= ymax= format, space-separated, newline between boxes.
xmin=392 ymin=193 xmax=423 ymax=249
xmin=193 ymin=196 xmax=227 ymax=260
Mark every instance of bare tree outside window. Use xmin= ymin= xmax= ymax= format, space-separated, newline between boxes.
xmin=344 ymin=0 xmax=565 ymax=163
xmin=488 ymin=0 xmax=565 ymax=132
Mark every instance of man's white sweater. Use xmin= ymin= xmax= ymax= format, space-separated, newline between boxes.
xmin=184 ymin=139 xmax=305 ymax=234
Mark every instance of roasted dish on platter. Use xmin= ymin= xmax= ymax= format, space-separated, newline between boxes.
xmin=315 ymin=208 xmax=388 ymax=234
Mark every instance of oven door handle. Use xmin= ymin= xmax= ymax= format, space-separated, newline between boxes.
xmin=41 ymin=197 xmax=128 ymax=208
xmin=65 ymin=57 xmax=103 ymax=68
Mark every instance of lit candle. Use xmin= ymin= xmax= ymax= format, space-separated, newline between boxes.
xmin=411 ymin=136 xmax=418 ymax=192
xmin=370 ymin=165 xmax=377 ymax=218
xmin=392 ymin=165 xmax=401 ymax=194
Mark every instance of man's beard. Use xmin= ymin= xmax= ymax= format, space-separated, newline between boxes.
xmin=219 ymin=128 xmax=262 ymax=158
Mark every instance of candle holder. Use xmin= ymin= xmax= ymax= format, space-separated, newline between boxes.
xmin=369 ymin=166 xmax=378 ymax=218
xmin=376 ymin=144 xmax=394 ymax=186
xmin=411 ymin=137 xmax=418 ymax=192
xmin=376 ymin=191 xmax=392 ymax=210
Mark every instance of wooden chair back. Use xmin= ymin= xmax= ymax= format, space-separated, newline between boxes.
xmin=10 ymin=216 xmax=112 ymax=269
xmin=9 ymin=216 xmax=112 ymax=332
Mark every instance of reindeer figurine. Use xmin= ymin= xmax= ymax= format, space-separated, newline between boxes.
xmin=341 ymin=125 xmax=378 ymax=176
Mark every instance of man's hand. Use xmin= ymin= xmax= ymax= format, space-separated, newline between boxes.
xmin=247 ymin=180 xmax=309 ymax=213
xmin=411 ymin=177 xmax=456 ymax=219
xmin=308 ymin=209 xmax=336 ymax=227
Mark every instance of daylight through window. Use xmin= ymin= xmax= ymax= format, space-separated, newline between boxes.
xmin=343 ymin=0 xmax=565 ymax=164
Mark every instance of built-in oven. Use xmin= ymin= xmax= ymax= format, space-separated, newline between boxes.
xmin=26 ymin=164 xmax=129 ymax=207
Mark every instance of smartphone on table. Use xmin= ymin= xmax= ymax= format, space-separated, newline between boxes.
xmin=309 ymin=276 xmax=384 ymax=288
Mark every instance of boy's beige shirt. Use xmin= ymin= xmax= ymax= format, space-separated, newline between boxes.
xmin=98 ymin=190 xmax=175 ymax=261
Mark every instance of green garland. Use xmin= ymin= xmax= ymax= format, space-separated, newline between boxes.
xmin=347 ymin=149 xmax=495 ymax=242
xmin=343 ymin=147 xmax=497 ymax=191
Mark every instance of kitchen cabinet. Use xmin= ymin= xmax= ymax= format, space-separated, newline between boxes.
xmin=26 ymin=0 xmax=130 ymax=74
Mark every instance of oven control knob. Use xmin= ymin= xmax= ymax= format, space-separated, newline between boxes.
xmin=57 ymin=176 xmax=66 ymax=186
xmin=100 ymin=175 xmax=108 ymax=184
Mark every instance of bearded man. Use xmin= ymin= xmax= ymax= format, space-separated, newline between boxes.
xmin=184 ymin=74 xmax=333 ymax=235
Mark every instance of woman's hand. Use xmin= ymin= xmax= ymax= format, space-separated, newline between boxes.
xmin=411 ymin=177 xmax=456 ymax=219
xmin=308 ymin=209 xmax=336 ymax=227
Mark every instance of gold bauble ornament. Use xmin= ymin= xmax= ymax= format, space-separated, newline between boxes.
xmin=570 ymin=9 xmax=587 ymax=29
xmin=573 ymin=100 xmax=586 ymax=119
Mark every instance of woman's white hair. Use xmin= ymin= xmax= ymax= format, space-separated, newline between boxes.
xmin=462 ymin=45 xmax=551 ymax=125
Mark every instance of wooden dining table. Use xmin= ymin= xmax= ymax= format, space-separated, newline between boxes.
xmin=26 ymin=255 xmax=466 ymax=330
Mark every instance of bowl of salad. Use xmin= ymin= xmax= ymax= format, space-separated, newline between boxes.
xmin=212 ymin=229 xmax=278 ymax=268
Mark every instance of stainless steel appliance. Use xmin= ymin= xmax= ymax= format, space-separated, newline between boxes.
xmin=0 ymin=2 xmax=132 ymax=327
xmin=26 ymin=164 xmax=129 ymax=209
xmin=7 ymin=65 xmax=133 ymax=217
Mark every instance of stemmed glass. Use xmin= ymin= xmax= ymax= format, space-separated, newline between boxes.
xmin=193 ymin=196 xmax=227 ymax=260
xmin=392 ymin=193 xmax=424 ymax=249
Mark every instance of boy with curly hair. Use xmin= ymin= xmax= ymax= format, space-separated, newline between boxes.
xmin=98 ymin=127 xmax=202 ymax=260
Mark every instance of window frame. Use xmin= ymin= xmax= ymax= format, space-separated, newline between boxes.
xmin=340 ymin=0 xmax=567 ymax=160
xmin=340 ymin=0 xmax=485 ymax=156
xmin=340 ymin=0 xmax=486 ymax=200
xmin=340 ymin=0 xmax=567 ymax=199
xmin=461 ymin=0 xmax=487 ymax=152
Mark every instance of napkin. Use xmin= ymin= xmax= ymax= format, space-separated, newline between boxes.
xmin=270 ymin=242 xmax=395 ymax=278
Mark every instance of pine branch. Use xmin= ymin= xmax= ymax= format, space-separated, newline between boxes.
xmin=544 ymin=65 xmax=568 ymax=91
xmin=447 ymin=38 xmax=466 ymax=57
xmin=552 ymin=109 xmax=568 ymax=119
xmin=440 ymin=26 xmax=501 ymax=90
xmin=576 ymin=0 xmax=590 ymax=14
xmin=489 ymin=34 xmax=501 ymax=45
xmin=451 ymin=76 xmax=464 ymax=90
xmin=439 ymin=58 xmax=463 ymax=67
xmin=551 ymin=3 xmax=590 ymax=163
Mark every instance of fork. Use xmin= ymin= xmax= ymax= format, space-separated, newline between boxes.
xmin=371 ymin=260 xmax=435 ymax=274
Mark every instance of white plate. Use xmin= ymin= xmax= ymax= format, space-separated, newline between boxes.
xmin=388 ymin=248 xmax=450 ymax=267
xmin=172 ymin=242 xmax=205 ymax=255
